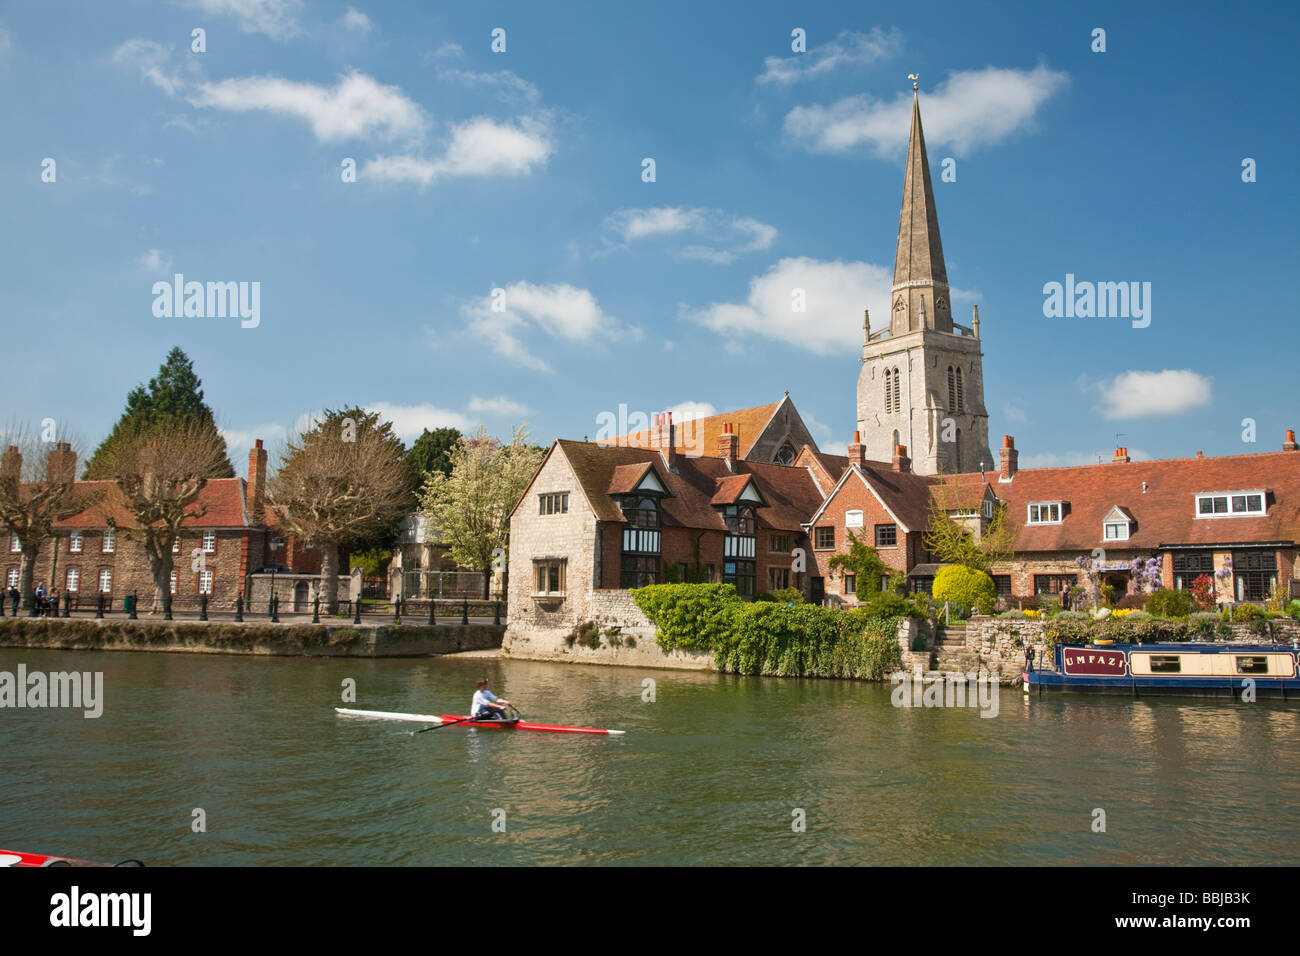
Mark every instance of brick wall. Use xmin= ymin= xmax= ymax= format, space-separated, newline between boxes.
xmin=806 ymin=472 xmax=911 ymax=603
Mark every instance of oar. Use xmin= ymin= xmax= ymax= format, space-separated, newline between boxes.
xmin=415 ymin=715 xmax=479 ymax=734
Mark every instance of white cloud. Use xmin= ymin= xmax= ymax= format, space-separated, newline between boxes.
xmin=365 ymin=115 xmax=552 ymax=184
xmin=0 ymin=21 xmax=13 ymax=57
xmin=221 ymin=424 xmax=288 ymax=463
xmin=603 ymin=207 xmax=777 ymax=264
xmin=461 ymin=281 xmax=623 ymax=372
xmin=685 ymin=256 xmax=892 ymax=355
xmin=1002 ymin=401 xmax=1029 ymax=423
xmin=783 ymin=64 xmax=1069 ymax=157
xmin=437 ymin=67 xmax=539 ymax=104
xmin=423 ymin=42 xmax=464 ymax=64
xmin=467 ymin=395 xmax=532 ymax=418
xmin=111 ymin=38 xmax=184 ymax=96
xmin=758 ymin=27 xmax=902 ymax=85
xmin=1089 ymin=370 xmax=1213 ymax=420
xmin=191 ymin=70 xmax=429 ymax=143
xmin=1021 ymin=448 xmax=1152 ymax=469
xmin=341 ymin=7 xmax=372 ymax=33
xmin=663 ymin=400 xmax=717 ymax=422
xmin=185 ymin=0 xmax=302 ymax=40
xmin=364 ymin=402 xmax=474 ymax=440
xmin=135 ymin=248 xmax=171 ymax=272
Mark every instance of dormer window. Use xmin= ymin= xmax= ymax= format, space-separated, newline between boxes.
xmin=1196 ymin=491 xmax=1265 ymax=517
xmin=1027 ymin=501 xmax=1063 ymax=525
xmin=1102 ymin=506 xmax=1132 ymax=541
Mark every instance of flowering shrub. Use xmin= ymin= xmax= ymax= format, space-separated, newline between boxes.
xmin=1190 ymin=575 xmax=1215 ymax=610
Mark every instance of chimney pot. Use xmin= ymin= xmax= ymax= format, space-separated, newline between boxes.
xmin=891 ymin=444 xmax=911 ymax=473
xmin=999 ymin=435 xmax=1019 ymax=480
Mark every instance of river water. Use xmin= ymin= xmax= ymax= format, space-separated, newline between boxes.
xmin=2 ymin=648 xmax=1297 ymax=866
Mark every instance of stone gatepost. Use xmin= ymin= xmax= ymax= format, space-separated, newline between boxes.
xmin=350 ymin=567 xmax=363 ymax=603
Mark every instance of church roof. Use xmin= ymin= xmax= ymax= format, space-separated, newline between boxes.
xmin=596 ymin=400 xmax=783 ymax=458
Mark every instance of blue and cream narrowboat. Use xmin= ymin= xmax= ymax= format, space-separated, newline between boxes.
xmin=1024 ymin=642 xmax=1300 ymax=699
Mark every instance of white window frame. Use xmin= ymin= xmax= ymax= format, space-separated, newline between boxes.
xmin=1194 ymin=490 xmax=1266 ymax=518
xmin=98 ymin=569 xmax=112 ymax=593
xmin=199 ymin=570 xmax=214 ymax=595
xmin=1027 ymin=502 xmax=1063 ymax=525
xmin=9 ymin=534 xmax=20 ymax=553
xmin=69 ymin=530 xmax=83 ymax=553
xmin=202 ymin=530 xmax=216 ymax=553
xmin=65 ymin=568 xmax=79 ymax=592
xmin=7 ymin=567 xmax=20 ymax=588
xmin=845 ymin=510 xmax=863 ymax=528
xmin=1103 ymin=521 xmax=1130 ymax=541
xmin=173 ymin=537 xmax=180 ymax=554
xmin=169 ymin=570 xmax=177 ymax=594
xmin=102 ymin=529 xmax=115 ymax=553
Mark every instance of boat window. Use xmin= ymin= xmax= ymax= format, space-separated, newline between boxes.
xmin=1234 ymin=656 xmax=1269 ymax=674
xmin=1148 ymin=655 xmax=1182 ymax=673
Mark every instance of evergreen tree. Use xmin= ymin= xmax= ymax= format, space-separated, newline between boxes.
xmin=84 ymin=347 xmax=234 ymax=479
xmin=406 ymin=426 xmax=462 ymax=491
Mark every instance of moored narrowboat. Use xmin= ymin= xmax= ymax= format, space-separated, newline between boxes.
xmin=1024 ymin=642 xmax=1300 ymax=699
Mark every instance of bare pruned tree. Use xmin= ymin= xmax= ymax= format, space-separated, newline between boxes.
xmin=105 ymin=418 xmax=231 ymax=618
xmin=268 ymin=409 xmax=411 ymax=614
xmin=0 ymin=425 xmax=103 ymax=611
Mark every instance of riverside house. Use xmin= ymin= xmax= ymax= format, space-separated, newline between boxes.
xmin=2 ymin=439 xmax=320 ymax=612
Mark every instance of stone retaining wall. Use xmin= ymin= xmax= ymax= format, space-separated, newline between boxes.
xmin=502 ymin=589 xmax=713 ymax=670
xmin=0 ymin=618 xmax=504 ymax=658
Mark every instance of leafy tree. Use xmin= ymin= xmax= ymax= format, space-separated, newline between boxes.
xmin=104 ymin=418 xmax=231 ymax=617
xmin=922 ymin=489 xmax=1016 ymax=573
xmin=419 ymin=426 xmax=545 ymax=599
xmin=407 ymin=427 xmax=462 ymax=488
xmin=0 ymin=428 xmax=104 ymax=610
xmin=828 ymin=529 xmax=891 ymax=596
xmin=268 ymin=408 xmax=412 ymax=613
xmin=84 ymin=347 xmax=233 ymax=479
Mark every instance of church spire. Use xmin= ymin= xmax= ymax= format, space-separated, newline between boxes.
xmin=890 ymin=83 xmax=951 ymax=334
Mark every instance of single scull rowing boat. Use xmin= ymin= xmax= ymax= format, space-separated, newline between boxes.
xmin=335 ymin=707 xmax=625 ymax=735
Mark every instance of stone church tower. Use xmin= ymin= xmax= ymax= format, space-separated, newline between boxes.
xmin=856 ymin=86 xmax=992 ymax=476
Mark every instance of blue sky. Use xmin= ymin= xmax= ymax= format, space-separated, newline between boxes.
xmin=1 ymin=0 xmax=1296 ymax=475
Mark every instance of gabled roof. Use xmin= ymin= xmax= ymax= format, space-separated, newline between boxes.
xmin=710 ymin=474 xmax=768 ymax=507
xmin=608 ymin=461 xmax=670 ymax=496
xmin=803 ymin=463 xmax=935 ymax=535
xmin=551 ymin=440 xmax=824 ymax=533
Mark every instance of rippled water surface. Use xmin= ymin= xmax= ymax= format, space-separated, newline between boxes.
xmin=2 ymin=648 xmax=1298 ymax=865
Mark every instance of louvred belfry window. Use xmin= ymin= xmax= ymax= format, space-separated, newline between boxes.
xmin=892 ymin=367 xmax=900 ymax=412
xmin=884 ymin=368 xmax=893 ymax=413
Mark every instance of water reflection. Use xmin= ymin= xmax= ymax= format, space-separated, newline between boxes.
xmin=1 ymin=648 xmax=1297 ymax=866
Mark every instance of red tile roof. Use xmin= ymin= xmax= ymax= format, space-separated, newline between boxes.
xmin=596 ymin=401 xmax=782 ymax=458
xmin=53 ymin=478 xmax=251 ymax=529
xmin=937 ymin=450 xmax=1300 ymax=551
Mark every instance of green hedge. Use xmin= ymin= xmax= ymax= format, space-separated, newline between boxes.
xmin=0 ymin=618 xmax=372 ymax=650
xmin=632 ymin=583 xmax=905 ymax=679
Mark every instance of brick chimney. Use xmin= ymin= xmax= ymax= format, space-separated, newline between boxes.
xmin=1284 ymin=429 xmax=1298 ymax=452
xmin=1 ymin=445 xmax=21 ymax=482
xmin=1112 ymin=447 xmax=1130 ymax=464
xmin=847 ymin=430 xmax=867 ymax=468
xmin=717 ymin=422 xmax=739 ymax=465
xmin=662 ymin=411 xmax=677 ymax=471
xmin=45 ymin=441 xmax=77 ymax=485
xmin=247 ymin=439 xmax=268 ymax=525
xmin=891 ymin=444 xmax=911 ymax=473
xmin=999 ymin=435 xmax=1018 ymax=480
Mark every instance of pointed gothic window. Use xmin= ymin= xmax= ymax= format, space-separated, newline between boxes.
xmin=892 ymin=367 xmax=900 ymax=412
xmin=947 ymin=366 xmax=956 ymax=409
xmin=955 ymin=368 xmax=964 ymax=412
xmin=883 ymin=368 xmax=893 ymax=413
xmin=954 ymin=429 xmax=963 ymax=473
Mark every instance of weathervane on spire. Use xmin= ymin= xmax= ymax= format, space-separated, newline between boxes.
xmin=908 ymin=73 xmax=919 ymax=91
